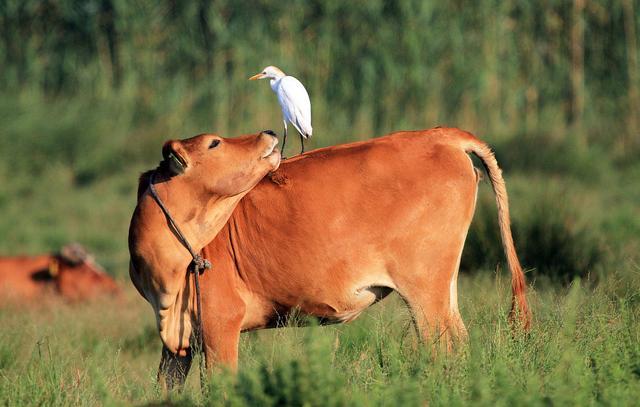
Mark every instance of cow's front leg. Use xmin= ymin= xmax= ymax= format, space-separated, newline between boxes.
xmin=202 ymin=321 xmax=242 ymax=372
xmin=158 ymin=345 xmax=192 ymax=391
xmin=200 ymin=287 xmax=246 ymax=373
xmin=197 ymin=248 xmax=247 ymax=374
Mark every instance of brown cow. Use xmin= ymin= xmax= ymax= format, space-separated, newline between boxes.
xmin=129 ymin=127 xmax=530 ymax=388
xmin=0 ymin=243 xmax=120 ymax=303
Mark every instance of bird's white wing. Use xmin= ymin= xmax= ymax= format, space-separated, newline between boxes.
xmin=276 ymin=76 xmax=313 ymax=138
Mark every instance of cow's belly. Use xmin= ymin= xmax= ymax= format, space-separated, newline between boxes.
xmin=240 ymin=268 xmax=396 ymax=330
xmin=303 ymin=284 xmax=395 ymax=324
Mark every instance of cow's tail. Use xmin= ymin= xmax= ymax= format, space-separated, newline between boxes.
xmin=463 ymin=136 xmax=531 ymax=331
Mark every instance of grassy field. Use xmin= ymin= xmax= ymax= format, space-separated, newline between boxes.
xmin=0 ymin=267 xmax=638 ymax=405
xmin=1 ymin=0 xmax=640 ymax=405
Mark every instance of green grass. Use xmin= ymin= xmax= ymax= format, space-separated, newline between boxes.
xmin=0 ymin=269 xmax=638 ymax=405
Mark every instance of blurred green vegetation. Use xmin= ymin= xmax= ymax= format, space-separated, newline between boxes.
xmin=0 ymin=0 xmax=638 ymax=275
xmin=1 ymin=0 xmax=639 ymax=146
xmin=0 ymin=1 xmax=639 ymax=404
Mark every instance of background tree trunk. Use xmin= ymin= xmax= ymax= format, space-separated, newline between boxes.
xmin=570 ymin=0 xmax=586 ymax=140
xmin=622 ymin=0 xmax=639 ymax=149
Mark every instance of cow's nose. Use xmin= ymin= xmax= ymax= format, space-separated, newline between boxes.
xmin=261 ymin=130 xmax=278 ymax=138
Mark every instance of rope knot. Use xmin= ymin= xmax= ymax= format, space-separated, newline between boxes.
xmin=192 ymin=254 xmax=212 ymax=274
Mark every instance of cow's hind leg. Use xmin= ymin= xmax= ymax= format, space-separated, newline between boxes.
xmin=395 ymin=257 xmax=467 ymax=353
xmin=158 ymin=346 xmax=192 ymax=391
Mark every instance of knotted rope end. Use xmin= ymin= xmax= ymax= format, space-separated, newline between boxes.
xmin=192 ymin=255 xmax=212 ymax=274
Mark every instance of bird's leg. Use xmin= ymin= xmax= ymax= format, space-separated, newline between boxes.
xmin=299 ymin=133 xmax=305 ymax=155
xmin=281 ymin=121 xmax=288 ymax=159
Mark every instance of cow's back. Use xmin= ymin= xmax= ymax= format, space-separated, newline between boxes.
xmin=0 ymin=255 xmax=54 ymax=301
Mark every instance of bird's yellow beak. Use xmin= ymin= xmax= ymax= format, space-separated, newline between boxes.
xmin=249 ymin=73 xmax=265 ymax=80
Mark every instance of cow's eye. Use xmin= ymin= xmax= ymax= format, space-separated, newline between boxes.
xmin=209 ymin=139 xmax=221 ymax=149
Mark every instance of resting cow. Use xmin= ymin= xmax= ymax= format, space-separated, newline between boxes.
xmin=0 ymin=243 xmax=120 ymax=303
xmin=129 ymin=127 xmax=530 ymax=388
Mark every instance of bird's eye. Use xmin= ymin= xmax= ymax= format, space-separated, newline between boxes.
xmin=209 ymin=139 xmax=221 ymax=149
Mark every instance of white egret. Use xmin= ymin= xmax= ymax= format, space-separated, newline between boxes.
xmin=249 ymin=66 xmax=312 ymax=156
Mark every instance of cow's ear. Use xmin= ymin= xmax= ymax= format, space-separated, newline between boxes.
xmin=48 ymin=258 xmax=59 ymax=277
xmin=59 ymin=243 xmax=87 ymax=266
xmin=162 ymin=140 xmax=190 ymax=175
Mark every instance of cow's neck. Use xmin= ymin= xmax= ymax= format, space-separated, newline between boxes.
xmin=129 ymin=175 xmax=246 ymax=355
xmin=141 ymin=176 xmax=243 ymax=270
